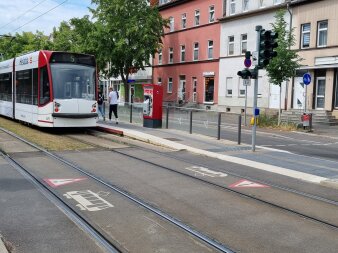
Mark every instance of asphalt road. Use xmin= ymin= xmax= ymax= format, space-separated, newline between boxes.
xmin=166 ymin=120 xmax=338 ymax=161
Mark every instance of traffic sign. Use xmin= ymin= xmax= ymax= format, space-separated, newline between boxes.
xmin=243 ymin=79 xmax=250 ymax=86
xmin=244 ymin=58 xmax=251 ymax=68
xmin=303 ymin=73 xmax=311 ymax=85
xmin=252 ymin=51 xmax=258 ymax=66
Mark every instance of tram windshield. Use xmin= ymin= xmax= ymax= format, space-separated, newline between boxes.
xmin=50 ymin=64 xmax=96 ymax=100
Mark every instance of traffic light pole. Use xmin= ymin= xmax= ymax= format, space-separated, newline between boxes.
xmin=252 ymin=25 xmax=262 ymax=152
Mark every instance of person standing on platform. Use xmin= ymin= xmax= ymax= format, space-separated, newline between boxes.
xmin=108 ymin=87 xmax=119 ymax=124
xmin=97 ymin=89 xmax=105 ymax=120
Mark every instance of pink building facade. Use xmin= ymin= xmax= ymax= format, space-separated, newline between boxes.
xmin=154 ymin=0 xmax=223 ymax=108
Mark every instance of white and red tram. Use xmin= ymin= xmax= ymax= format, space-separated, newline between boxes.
xmin=0 ymin=50 xmax=98 ymax=127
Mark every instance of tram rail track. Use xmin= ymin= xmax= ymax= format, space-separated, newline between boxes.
xmin=0 ymin=127 xmax=235 ymax=253
xmin=74 ymin=128 xmax=338 ymax=230
xmin=2 ymin=126 xmax=338 ymax=252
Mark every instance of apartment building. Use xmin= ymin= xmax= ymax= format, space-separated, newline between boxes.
xmin=218 ymin=0 xmax=292 ymax=114
xmin=289 ymin=0 xmax=338 ymax=116
xmin=154 ymin=0 xmax=223 ymax=108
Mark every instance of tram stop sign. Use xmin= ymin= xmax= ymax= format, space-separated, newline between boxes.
xmin=303 ymin=73 xmax=311 ymax=85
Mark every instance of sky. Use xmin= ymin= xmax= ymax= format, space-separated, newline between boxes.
xmin=0 ymin=0 xmax=93 ymax=35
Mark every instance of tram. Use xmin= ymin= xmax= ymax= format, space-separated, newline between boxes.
xmin=0 ymin=50 xmax=98 ymax=127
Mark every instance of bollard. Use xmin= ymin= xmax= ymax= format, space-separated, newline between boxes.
xmin=103 ymin=101 xmax=106 ymax=121
xmin=189 ymin=110 xmax=193 ymax=134
xmin=309 ymin=113 xmax=313 ymax=132
xmin=166 ymin=104 xmax=169 ymax=129
xmin=130 ymin=102 xmax=133 ymax=123
xmin=217 ymin=112 xmax=221 ymax=140
xmin=238 ymin=114 xmax=242 ymax=145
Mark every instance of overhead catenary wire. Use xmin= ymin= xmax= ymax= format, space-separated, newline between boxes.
xmin=11 ymin=0 xmax=69 ymax=33
xmin=0 ymin=0 xmax=49 ymax=32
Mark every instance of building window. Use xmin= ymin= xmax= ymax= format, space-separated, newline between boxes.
xmin=228 ymin=36 xmax=234 ymax=55
xmin=241 ymin=34 xmax=247 ymax=54
xmin=226 ymin=77 xmax=233 ymax=97
xmin=230 ymin=0 xmax=236 ymax=15
xmin=193 ymin=42 xmax=199 ymax=61
xmin=259 ymin=0 xmax=265 ymax=7
xmin=158 ymin=48 xmax=162 ymax=65
xmin=168 ymin=77 xmax=173 ymax=93
xmin=192 ymin=77 xmax=197 ymax=102
xmin=181 ymin=13 xmax=186 ymax=29
xmin=301 ymin=23 xmax=310 ymax=49
xmin=239 ymin=79 xmax=246 ymax=97
xmin=194 ymin=10 xmax=200 ymax=26
xmin=169 ymin=47 xmax=173 ymax=63
xmin=317 ymin=20 xmax=328 ymax=47
xmin=158 ymin=77 xmax=162 ymax=85
xmin=243 ymin=0 xmax=249 ymax=12
xmin=273 ymin=0 xmax=282 ymax=4
xmin=208 ymin=40 xmax=214 ymax=59
xmin=209 ymin=5 xmax=215 ymax=23
xmin=169 ymin=17 xmax=174 ymax=32
xmin=180 ymin=45 xmax=185 ymax=62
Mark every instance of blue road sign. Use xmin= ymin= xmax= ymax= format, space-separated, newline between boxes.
xmin=244 ymin=59 xmax=252 ymax=68
xmin=303 ymin=73 xmax=311 ymax=85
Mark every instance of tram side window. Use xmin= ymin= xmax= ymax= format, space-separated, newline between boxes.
xmin=16 ymin=70 xmax=32 ymax=104
xmin=40 ymin=66 xmax=50 ymax=105
xmin=33 ymin=69 xmax=38 ymax=105
xmin=0 ymin=72 xmax=12 ymax=102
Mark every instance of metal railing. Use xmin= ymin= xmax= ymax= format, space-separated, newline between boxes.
xmin=103 ymin=102 xmax=245 ymax=144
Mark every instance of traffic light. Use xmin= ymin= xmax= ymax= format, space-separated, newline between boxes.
xmin=258 ymin=29 xmax=278 ymax=69
xmin=237 ymin=68 xmax=258 ymax=79
xmin=245 ymin=51 xmax=251 ymax=60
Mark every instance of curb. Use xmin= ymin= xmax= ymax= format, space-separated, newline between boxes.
xmin=96 ymin=124 xmax=338 ymax=190
xmin=0 ymin=235 xmax=8 ymax=253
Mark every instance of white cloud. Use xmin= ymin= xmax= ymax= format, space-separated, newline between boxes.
xmin=0 ymin=0 xmax=92 ymax=35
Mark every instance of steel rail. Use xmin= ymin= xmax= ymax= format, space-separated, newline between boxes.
xmin=0 ymin=127 xmax=235 ymax=253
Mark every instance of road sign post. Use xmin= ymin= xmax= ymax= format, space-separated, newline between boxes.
xmin=303 ymin=73 xmax=311 ymax=113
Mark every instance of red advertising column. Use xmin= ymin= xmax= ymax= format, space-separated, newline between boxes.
xmin=143 ymin=84 xmax=162 ymax=128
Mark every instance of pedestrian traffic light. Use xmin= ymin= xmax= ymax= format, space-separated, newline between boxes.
xmin=245 ymin=51 xmax=251 ymax=60
xmin=237 ymin=69 xmax=251 ymax=79
xmin=237 ymin=68 xmax=258 ymax=79
xmin=258 ymin=29 xmax=278 ymax=69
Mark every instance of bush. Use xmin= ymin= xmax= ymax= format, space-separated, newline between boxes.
xmin=257 ymin=114 xmax=297 ymax=131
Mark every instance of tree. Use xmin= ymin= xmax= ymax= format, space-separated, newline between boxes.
xmin=90 ymin=0 xmax=168 ymax=102
xmin=266 ymin=9 xmax=302 ymax=125
xmin=0 ymin=31 xmax=51 ymax=60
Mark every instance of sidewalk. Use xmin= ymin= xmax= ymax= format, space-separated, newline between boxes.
xmin=0 ymin=236 xmax=8 ymax=253
xmin=97 ymin=120 xmax=338 ymax=189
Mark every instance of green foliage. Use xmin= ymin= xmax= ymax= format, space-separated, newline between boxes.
xmin=90 ymin=0 xmax=168 ymax=101
xmin=266 ymin=9 xmax=302 ymax=86
xmin=0 ymin=31 xmax=51 ymax=59
xmin=0 ymin=1 xmax=168 ymax=104
xmin=258 ymin=114 xmax=297 ymax=130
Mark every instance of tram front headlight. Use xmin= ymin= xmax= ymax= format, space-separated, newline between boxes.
xmin=91 ymin=103 xmax=97 ymax=113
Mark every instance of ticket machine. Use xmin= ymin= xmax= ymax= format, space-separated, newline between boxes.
xmin=143 ymin=84 xmax=162 ymax=128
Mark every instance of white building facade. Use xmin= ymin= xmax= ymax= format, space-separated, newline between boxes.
xmin=218 ymin=0 xmax=291 ymax=113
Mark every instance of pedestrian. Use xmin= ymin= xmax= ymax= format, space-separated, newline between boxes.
xmin=108 ymin=87 xmax=119 ymax=124
xmin=97 ymin=89 xmax=105 ymax=119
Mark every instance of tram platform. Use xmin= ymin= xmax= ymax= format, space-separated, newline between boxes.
xmin=96 ymin=120 xmax=338 ymax=190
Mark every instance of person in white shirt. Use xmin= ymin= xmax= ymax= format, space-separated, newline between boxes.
xmin=108 ymin=87 xmax=119 ymax=124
